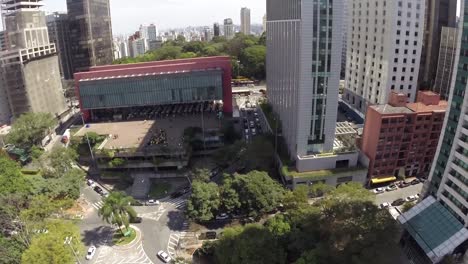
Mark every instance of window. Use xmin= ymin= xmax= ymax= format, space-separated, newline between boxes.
xmin=393 ymin=67 xmax=397 ymax=72
xmin=397 ymin=20 xmax=401 ymax=26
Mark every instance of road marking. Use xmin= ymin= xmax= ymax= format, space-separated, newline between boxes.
xmin=92 ymin=201 xmax=104 ymax=210
xmin=167 ymin=233 xmax=180 ymax=256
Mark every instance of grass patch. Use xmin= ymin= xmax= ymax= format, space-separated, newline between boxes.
xmin=282 ymin=165 xmax=367 ymax=180
xmin=148 ymin=181 xmax=172 ymax=199
xmin=113 ymin=227 xmax=136 ymax=246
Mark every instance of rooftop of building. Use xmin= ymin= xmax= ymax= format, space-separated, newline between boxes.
xmin=370 ymin=104 xmax=414 ymax=115
xmin=370 ymin=91 xmax=447 ymax=115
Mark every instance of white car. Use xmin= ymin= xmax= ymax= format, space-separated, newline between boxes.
xmin=373 ymin=188 xmax=385 ymax=194
xmin=157 ymin=250 xmax=171 ymax=263
xmin=379 ymin=202 xmax=390 ymax=209
xmin=86 ymin=245 xmax=96 ymax=260
xmin=216 ymin=213 xmax=229 ymax=220
xmin=406 ymin=195 xmax=418 ymax=202
xmin=146 ymin=199 xmax=160 ymax=206
xmin=86 ymin=179 xmax=95 ymax=187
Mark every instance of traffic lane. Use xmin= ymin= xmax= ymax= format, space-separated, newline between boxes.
xmin=82 ymin=184 xmax=103 ymax=205
xmin=375 ymin=183 xmax=423 ymax=205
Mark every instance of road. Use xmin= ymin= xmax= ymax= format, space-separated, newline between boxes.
xmin=374 ymin=182 xmax=424 ymax=205
xmin=240 ymin=108 xmax=263 ymax=143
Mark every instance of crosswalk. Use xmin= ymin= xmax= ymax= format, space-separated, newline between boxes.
xmin=167 ymin=233 xmax=180 ymax=257
xmin=159 ymin=197 xmax=187 ymax=209
xmin=92 ymin=201 xmax=104 ymax=210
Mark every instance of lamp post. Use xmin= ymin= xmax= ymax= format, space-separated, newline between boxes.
xmin=64 ymin=237 xmax=81 ymax=264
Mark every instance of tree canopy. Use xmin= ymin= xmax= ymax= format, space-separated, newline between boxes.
xmin=98 ymin=192 xmax=137 ymax=234
xmin=186 ymin=181 xmax=221 ymax=222
xmin=6 ymin=113 xmax=56 ymax=149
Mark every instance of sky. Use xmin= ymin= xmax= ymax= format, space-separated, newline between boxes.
xmin=40 ymin=0 xmax=266 ymax=35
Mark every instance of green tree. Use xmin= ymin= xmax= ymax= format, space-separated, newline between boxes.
xmin=21 ymin=220 xmax=84 ymax=264
xmin=402 ymin=202 xmax=415 ymax=213
xmin=309 ymin=182 xmax=335 ymax=198
xmin=182 ymin=41 xmax=206 ymax=54
xmin=294 ymin=250 xmax=319 ymax=264
xmin=283 ymin=185 xmax=309 ymax=210
xmin=180 ymin=52 xmax=197 ymax=59
xmin=155 ymin=45 xmax=182 ymax=60
xmin=214 ymin=224 xmax=286 ymax=264
xmin=186 ymin=181 xmax=220 ymax=222
xmin=241 ymin=136 xmax=274 ymax=172
xmin=0 ymin=153 xmax=30 ymax=196
xmin=265 ymin=214 xmax=291 ymax=236
xmin=39 ymin=147 xmax=78 ymax=178
xmin=230 ymin=171 xmax=284 ymax=217
xmin=240 ymin=45 xmax=266 ymax=79
xmin=83 ymin=132 xmax=102 ymax=146
xmin=220 ymin=177 xmax=241 ymax=214
xmin=192 ymin=168 xmax=211 ymax=183
xmin=0 ymin=235 xmax=25 ymax=264
xmin=45 ymin=169 xmax=84 ymax=200
xmin=20 ymin=195 xmax=58 ymax=223
xmin=6 ymin=113 xmax=56 ymax=149
xmin=98 ymin=192 xmax=137 ymax=235
xmin=29 ymin=146 xmax=44 ymax=160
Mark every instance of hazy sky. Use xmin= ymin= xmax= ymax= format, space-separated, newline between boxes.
xmin=40 ymin=0 xmax=266 ymax=35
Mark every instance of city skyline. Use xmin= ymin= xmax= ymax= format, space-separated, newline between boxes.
xmin=0 ymin=0 xmax=267 ymax=35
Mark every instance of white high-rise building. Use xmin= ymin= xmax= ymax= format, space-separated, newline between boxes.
xmin=203 ymin=27 xmax=213 ymax=42
xmin=131 ymin=38 xmax=146 ymax=57
xmin=224 ymin=18 xmax=234 ymax=40
xmin=343 ymin=0 xmax=425 ymax=114
xmin=240 ymin=7 xmax=251 ymax=35
xmin=119 ymin=41 xmax=128 ymax=58
xmin=266 ymin=0 xmax=367 ymax=186
xmin=147 ymin=24 xmax=158 ymax=40
xmin=263 ymin=14 xmax=266 ymax=33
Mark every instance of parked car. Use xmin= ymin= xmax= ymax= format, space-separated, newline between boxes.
xmin=146 ymin=199 xmax=160 ymax=206
xmin=86 ymin=179 xmax=95 ymax=187
xmin=406 ymin=195 xmax=418 ymax=202
xmin=157 ymin=250 xmax=172 ymax=263
xmin=373 ymin=188 xmax=385 ymax=194
xmin=241 ymin=217 xmax=256 ymax=225
xmin=411 ymin=179 xmax=421 ymax=185
xmin=386 ymin=185 xmax=398 ymax=192
xmin=398 ymin=181 xmax=411 ymax=188
xmin=205 ymin=231 xmax=217 ymax=240
xmin=379 ymin=202 xmax=390 ymax=209
xmin=391 ymin=198 xmax=405 ymax=206
xmin=93 ymin=186 xmax=104 ymax=195
xmin=215 ymin=213 xmax=229 ymax=220
xmin=86 ymin=246 xmax=96 ymax=260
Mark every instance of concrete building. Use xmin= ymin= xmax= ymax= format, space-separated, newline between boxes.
xmin=131 ymin=38 xmax=146 ymax=57
xmin=266 ymin=0 xmax=367 ymax=187
xmin=397 ymin=3 xmax=468 ymax=263
xmin=240 ymin=7 xmax=251 ymax=35
xmin=213 ymin=23 xmax=220 ymax=37
xmin=343 ymin=0 xmax=426 ymax=115
xmin=433 ymin=26 xmax=458 ymax=100
xmin=67 ymin=0 xmax=113 ymax=73
xmin=0 ymin=0 xmax=67 ymax=124
xmin=223 ymin=18 xmax=234 ymax=40
xmin=147 ymin=24 xmax=158 ymax=40
xmin=0 ymin=31 xmax=8 ymax=51
xmin=203 ymin=26 xmax=213 ymax=42
xmin=46 ymin=12 xmax=73 ymax=80
xmin=418 ymin=0 xmax=457 ymax=89
xmin=147 ymin=39 xmax=162 ymax=51
xmin=263 ymin=14 xmax=266 ymax=33
xmin=341 ymin=0 xmax=348 ymax=79
xmin=360 ymin=91 xmax=447 ymax=185
xmin=119 ymin=41 xmax=128 ymax=58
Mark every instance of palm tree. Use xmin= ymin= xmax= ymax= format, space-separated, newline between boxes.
xmin=98 ymin=191 xmax=137 ymax=235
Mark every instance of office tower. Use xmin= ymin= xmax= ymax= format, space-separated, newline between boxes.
xmin=119 ymin=41 xmax=128 ymax=58
xmin=213 ymin=23 xmax=220 ymax=37
xmin=397 ymin=2 xmax=468 ymax=263
xmin=433 ymin=27 xmax=458 ymax=99
xmin=266 ymin=0 xmax=367 ymax=186
xmin=343 ymin=0 xmax=425 ymax=115
xmin=418 ymin=0 xmax=457 ymax=89
xmin=341 ymin=0 xmax=348 ymax=79
xmin=0 ymin=0 xmax=67 ymax=124
xmin=131 ymin=38 xmax=146 ymax=57
xmin=224 ymin=18 xmax=234 ymax=40
xmin=263 ymin=14 xmax=266 ymax=33
xmin=240 ymin=7 xmax=251 ymax=35
xmin=147 ymin=24 xmax=158 ymax=40
xmin=361 ymin=91 xmax=447 ymax=184
xmin=46 ymin=12 xmax=73 ymax=80
xmin=67 ymin=0 xmax=113 ymax=73
xmin=203 ymin=26 xmax=213 ymax=42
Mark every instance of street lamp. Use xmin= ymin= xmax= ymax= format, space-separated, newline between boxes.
xmin=64 ymin=237 xmax=81 ymax=264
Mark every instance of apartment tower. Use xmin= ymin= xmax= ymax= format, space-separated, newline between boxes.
xmin=240 ymin=7 xmax=251 ymax=35
xmin=343 ymin=0 xmax=425 ymax=114
xmin=223 ymin=18 xmax=234 ymax=40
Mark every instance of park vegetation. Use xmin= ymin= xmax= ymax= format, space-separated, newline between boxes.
xmin=113 ymin=33 xmax=266 ymax=80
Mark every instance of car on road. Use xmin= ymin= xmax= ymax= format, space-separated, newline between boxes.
xmin=373 ymin=188 xmax=385 ymax=194
xmin=86 ymin=179 xmax=95 ymax=187
xmin=406 ymin=195 xmax=418 ymax=202
xmin=397 ymin=181 xmax=411 ymax=188
xmin=386 ymin=184 xmax=398 ymax=192
xmin=379 ymin=202 xmax=390 ymax=209
xmin=146 ymin=199 xmax=160 ymax=206
xmin=205 ymin=231 xmax=217 ymax=240
xmin=86 ymin=245 xmax=96 ymax=260
xmin=157 ymin=250 xmax=171 ymax=263
xmin=215 ymin=213 xmax=229 ymax=220
xmin=93 ymin=186 xmax=104 ymax=195
xmin=411 ymin=179 xmax=421 ymax=185
xmin=391 ymin=198 xmax=405 ymax=206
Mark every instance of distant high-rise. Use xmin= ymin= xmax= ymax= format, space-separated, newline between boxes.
xmin=223 ymin=18 xmax=234 ymax=40
xmin=262 ymin=14 xmax=266 ymax=33
xmin=0 ymin=0 xmax=67 ymax=124
xmin=433 ymin=26 xmax=458 ymax=99
xmin=119 ymin=41 xmax=128 ymax=58
xmin=67 ymin=0 xmax=113 ymax=73
xmin=343 ymin=0 xmax=425 ymax=114
xmin=418 ymin=0 xmax=457 ymax=89
xmin=213 ymin=23 xmax=220 ymax=37
xmin=147 ymin=24 xmax=158 ymax=40
xmin=131 ymin=38 xmax=146 ymax=57
xmin=240 ymin=7 xmax=251 ymax=35
xmin=46 ymin=12 xmax=73 ymax=80
xmin=203 ymin=27 xmax=213 ymax=42
xmin=266 ymin=0 xmax=367 ymax=186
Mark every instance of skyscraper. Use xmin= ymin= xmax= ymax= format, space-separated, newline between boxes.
xmin=213 ymin=23 xmax=220 ymax=37
xmin=240 ymin=7 xmax=251 ymax=35
xmin=397 ymin=2 xmax=468 ymax=263
xmin=418 ymin=0 xmax=457 ymax=89
xmin=433 ymin=26 xmax=458 ymax=100
xmin=47 ymin=12 xmax=73 ymax=80
xmin=67 ymin=0 xmax=113 ymax=73
xmin=343 ymin=0 xmax=425 ymax=114
xmin=266 ymin=0 xmax=367 ymax=185
xmin=262 ymin=14 xmax=266 ymax=33
xmin=223 ymin=18 xmax=234 ymax=40
xmin=147 ymin=24 xmax=158 ymax=41
xmin=0 ymin=0 xmax=67 ymax=124
xmin=203 ymin=26 xmax=213 ymax=42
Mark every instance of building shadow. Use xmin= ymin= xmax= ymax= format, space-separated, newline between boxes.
xmin=81 ymin=225 xmax=114 ymax=247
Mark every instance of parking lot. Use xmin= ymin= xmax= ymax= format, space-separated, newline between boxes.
xmin=374 ymin=182 xmax=424 ymax=206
